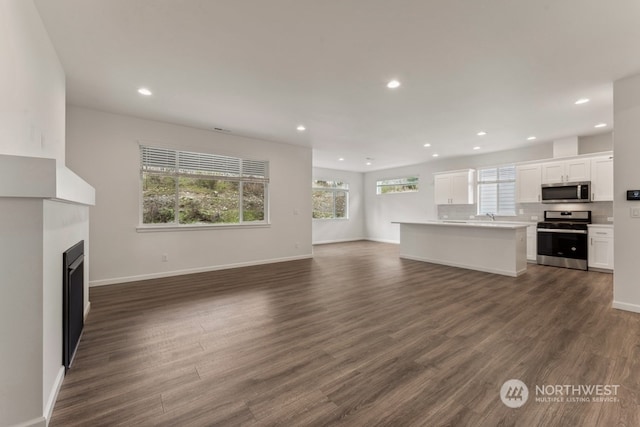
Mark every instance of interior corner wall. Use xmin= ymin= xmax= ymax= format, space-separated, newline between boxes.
xmin=65 ymin=106 xmax=312 ymax=286
xmin=0 ymin=0 xmax=66 ymax=163
xmin=312 ymin=167 xmax=365 ymax=244
xmin=613 ymin=73 xmax=640 ymax=313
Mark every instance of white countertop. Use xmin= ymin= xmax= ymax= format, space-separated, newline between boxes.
xmin=393 ymin=220 xmax=530 ymax=229
xmin=588 ymin=224 xmax=614 ymax=228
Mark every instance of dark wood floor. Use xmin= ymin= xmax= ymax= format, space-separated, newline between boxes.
xmin=51 ymin=241 xmax=639 ymax=426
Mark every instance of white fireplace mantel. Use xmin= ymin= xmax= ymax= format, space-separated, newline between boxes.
xmin=0 ymin=154 xmax=95 ymax=205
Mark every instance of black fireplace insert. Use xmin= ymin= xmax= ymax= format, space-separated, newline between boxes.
xmin=63 ymin=240 xmax=84 ymax=371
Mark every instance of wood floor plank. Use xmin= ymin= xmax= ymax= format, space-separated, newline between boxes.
xmin=49 ymin=241 xmax=640 ymax=426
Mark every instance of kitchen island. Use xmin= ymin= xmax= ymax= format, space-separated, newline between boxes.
xmin=394 ymin=220 xmax=528 ymax=277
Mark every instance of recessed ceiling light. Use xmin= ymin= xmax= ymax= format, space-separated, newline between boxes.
xmin=575 ymin=98 xmax=590 ymax=105
xmin=137 ymin=88 xmax=152 ymax=96
xmin=432 ymin=153 xmax=439 ymax=157
xmin=527 ymin=136 xmax=537 ymax=141
xmin=423 ymin=143 xmax=431 ymax=147
xmin=338 ymin=157 xmax=345 ymax=161
xmin=366 ymin=161 xmax=372 ymax=166
xmin=473 ymin=146 xmax=481 ymax=150
xmin=387 ymin=80 xmax=401 ymax=89
xmin=296 ymin=125 xmax=306 ymax=131
xmin=477 ymin=131 xmax=487 ymax=136
xmin=595 ymin=123 xmax=607 ymax=128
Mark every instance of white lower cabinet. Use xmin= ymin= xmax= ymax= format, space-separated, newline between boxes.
xmin=588 ymin=225 xmax=614 ymax=271
xmin=527 ymin=225 xmax=537 ymax=262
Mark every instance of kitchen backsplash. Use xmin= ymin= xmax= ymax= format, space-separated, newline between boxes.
xmin=437 ymin=202 xmax=613 ymax=224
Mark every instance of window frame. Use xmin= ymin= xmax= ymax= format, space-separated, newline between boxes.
xmin=138 ymin=145 xmax=270 ymax=230
xmin=376 ymin=176 xmax=419 ymax=195
xmin=476 ymin=165 xmax=516 ymax=217
xmin=312 ymin=180 xmax=349 ymax=220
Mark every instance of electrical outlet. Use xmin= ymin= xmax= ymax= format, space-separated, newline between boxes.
xmin=631 ymin=208 xmax=640 ymax=218
xmin=531 ymin=215 xmax=538 ymax=221
xmin=607 ymin=217 xmax=614 ymax=222
xmin=161 ymin=253 xmax=169 ymax=262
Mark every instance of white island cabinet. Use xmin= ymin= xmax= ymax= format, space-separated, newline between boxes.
xmin=394 ymin=221 xmax=528 ymax=277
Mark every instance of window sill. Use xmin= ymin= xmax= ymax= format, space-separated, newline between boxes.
xmin=136 ymin=223 xmax=271 ymax=233
xmin=313 ymin=218 xmax=350 ymax=221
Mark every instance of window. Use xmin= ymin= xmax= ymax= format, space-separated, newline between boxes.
xmin=376 ymin=177 xmax=419 ymax=195
xmin=477 ymin=165 xmax=516 ymax=216
xmin=140 ymin=145 xmax=268 ymax=226
xmin=312 ymin=180 xmax=349 ymax=219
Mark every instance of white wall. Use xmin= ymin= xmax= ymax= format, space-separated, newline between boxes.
xmin=365 ymin=164 xmax=429 ymax=243
xmin=312 ymin=167 xmax=365 ymax=244
xmin=579 ymin=132 xmax=613 ymax=155
xmin=613 ymin=73 xmax=640 ymax=313
xmin=66 ymin=106 xmax=312 ymax=285
xmin=0 ymin=0 xmax=66 ymax=163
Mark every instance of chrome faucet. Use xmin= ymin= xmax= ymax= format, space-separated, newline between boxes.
xmin=486 ymin=212 xmax=496 ymax=221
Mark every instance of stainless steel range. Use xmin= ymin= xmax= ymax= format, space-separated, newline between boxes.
xmin=537 ymin=210 xmax=591 ymax=270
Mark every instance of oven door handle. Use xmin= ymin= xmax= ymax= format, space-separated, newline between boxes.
xmin=537 ymin=229 xmax=587 ymax=234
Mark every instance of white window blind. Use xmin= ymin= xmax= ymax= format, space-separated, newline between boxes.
xmin=141 ymin=145 xmax=268 ymax=182
xmin=477 ymin=165 xmax=516 ymax=216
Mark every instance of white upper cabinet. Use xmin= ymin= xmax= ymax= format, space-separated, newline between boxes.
xmin=434 ymin=170 xmax=475 ymax=205
xmin=591 ymin=156 xmax=614 ymax=201
xmin=541 ymin=159 xmax=591 ymax=184
xmin=516 ymin=164 xmax=542 ymax=203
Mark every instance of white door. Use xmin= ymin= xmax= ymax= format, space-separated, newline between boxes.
xmin=591 ymin=157 xmax=613 ymax=201
xmin=450 ymin=173 xmax=471 ymax=204
xmin=434 ymin=175 xmax=452 ymax=204
xmin=589 ymin=237 xmax=613 ymax=269
xmin=565 ymin=159 xmax=591 ymax=182
xmin=541 ymin=162 xmax=565 ymax=184
xmin=516 ymin=164 xmax=541 ymax=203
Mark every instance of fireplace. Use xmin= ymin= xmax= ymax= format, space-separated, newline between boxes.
xmin=63 ymin=240 xmax=84 ymax=371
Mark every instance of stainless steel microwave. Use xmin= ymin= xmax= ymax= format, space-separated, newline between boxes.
xmin=541 ymin=181 xmax=591 ymax=203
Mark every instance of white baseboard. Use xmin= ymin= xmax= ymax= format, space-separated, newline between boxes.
xmin=399 ymin=254 xmax=525 ymax=277
xmin=84 ymin=301 xmax=91 ymax=320
xmin=43 ymin=366 xmax=65 ymax=426
xmin=89 ymin=254 xmax=314 ymax=287
xmin=365 ymin=238 xmax=400 ymax=244
xmin=612 ymin=301 xmax=640 ymax=314
xmin=312 ymin=238 xmax=366 ymax=245
xmin=11 ymin=417 xmax=46 ymax=427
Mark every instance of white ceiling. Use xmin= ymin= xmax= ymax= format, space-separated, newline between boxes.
xmin=35 ymin=0 xmax=640 ymax=172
